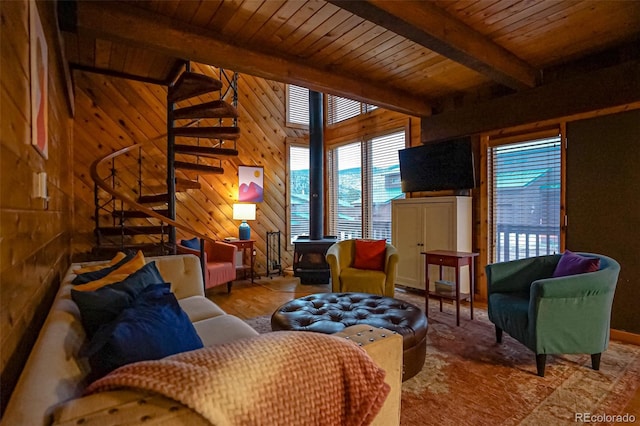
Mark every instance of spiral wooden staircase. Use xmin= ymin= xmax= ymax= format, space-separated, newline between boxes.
xmin=91 ymin=66 xmax=239 ymax=257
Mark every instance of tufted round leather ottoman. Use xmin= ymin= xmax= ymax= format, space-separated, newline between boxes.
xmin=271 ymin=292 xmax=427 ymax=381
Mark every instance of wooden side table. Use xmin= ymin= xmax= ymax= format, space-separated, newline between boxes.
xmin=226 ymin=239 xmax=255 ymax=282
xmin=422 ymin=250 xmax=479 ymax=326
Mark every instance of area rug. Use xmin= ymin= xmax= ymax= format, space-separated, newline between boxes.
xmin=244 ymin=290 xmax=640 ymax=426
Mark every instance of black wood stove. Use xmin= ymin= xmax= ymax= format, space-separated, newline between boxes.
xmin=292 ymin=236 xmax=337 ymax=284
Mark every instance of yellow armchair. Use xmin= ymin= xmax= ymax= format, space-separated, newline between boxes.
xmin=326 ymin=240 xmax=399 ymax=297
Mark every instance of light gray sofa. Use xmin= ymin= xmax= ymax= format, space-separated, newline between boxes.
xmin=2 ymin=254 xmax=402 ymax=426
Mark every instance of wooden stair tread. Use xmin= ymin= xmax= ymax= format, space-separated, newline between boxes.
xmin=174 ymin=161 xmax=224 ymax=174
xmin=172 ymin=126 xmax=240 ymax=140
xmin=169 ymin=72 xmax=222 ymax=103
xmin=174 ymin=144 xmax=239 ymax=157
xmin=172 ymin=100 xmax=238 ymax=120
xmin=146 ymin=178 xmax=202 ymax=193
xmin=98 ymin=225 xmax=166 ymax=236
xmin=138 ymin=193 xmax=170 ymax=204
xmin=175 ymin=178 xmax=201 ymax=189
xmin=138 ymin=178 xmax=199 ymax=203
xmin=112 ymin=209 xmax=169 ymax=218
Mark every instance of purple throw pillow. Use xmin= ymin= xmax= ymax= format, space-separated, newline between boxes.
xmin=552 ymin=250 xmax=600 ymax=278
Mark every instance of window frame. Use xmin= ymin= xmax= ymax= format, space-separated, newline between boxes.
xmin=481 ymin=126 xmax=567 ymax=266
xmin=326 ymin=94 xmax=378 ymax=126
xmin=285 ymin=84 xmax=309 ymax=129
xmin=285 ymin=138 xmax=310 ymax=250
xmin=327 ymin=140 xmax=364 ymax=240
xmin=326 ymin=128 xmax=407 ymax=242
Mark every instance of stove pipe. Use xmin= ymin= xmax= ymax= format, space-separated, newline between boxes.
xmin=308 ymin=90 xmax=324 ymax=240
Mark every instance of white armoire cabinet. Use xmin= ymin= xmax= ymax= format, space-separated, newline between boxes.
xmin=391 ymin=196 xmax=472 ymax=291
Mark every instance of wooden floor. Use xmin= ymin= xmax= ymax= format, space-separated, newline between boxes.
xmin=206 ymin=272 xmax=330 ymax=320
xmin=206 ymin=272 xmax=467 ymax=318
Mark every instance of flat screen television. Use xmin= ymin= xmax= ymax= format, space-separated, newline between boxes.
xmin=398 ymin=137 xmax=476 ymax=192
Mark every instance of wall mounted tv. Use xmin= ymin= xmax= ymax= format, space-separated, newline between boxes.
xmin=398 ymin=137 xmax=476 ymax=192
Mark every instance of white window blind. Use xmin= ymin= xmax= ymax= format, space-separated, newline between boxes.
xmin=330 ymin=142 xmax=363 ymax=240
xmin=287 ymin=85 xmax=309 ymax=126
xmin=289 ymin=145 xmax=310 ymax=243
xmin=327 ymin=95 xmax=379 ymax=125
xmin=488 ymin=135 xmax=561 ymax=262
xmin=327 ymin=95 xmax=362 ymax=125
xmin=290 ymin=90 xmax=378 ymax=126
xmin=367 ymin=132 xmax=406 ymax=241
xmin=328 ymin=130 xmax=406 ymax=242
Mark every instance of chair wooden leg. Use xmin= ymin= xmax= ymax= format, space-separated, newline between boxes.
xmin=495 ymin=326 xmax=503 ymax=343
xmin=591 ymin=353 xmax=601 ymax=370
xmin=536 ymin=354 xmax=546 ymax=377
xmin=227 ymin=282 xmax=232 ymax=293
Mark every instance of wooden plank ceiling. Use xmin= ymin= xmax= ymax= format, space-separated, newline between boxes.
xmin=62 ymin=0 xmax=640 ymax=116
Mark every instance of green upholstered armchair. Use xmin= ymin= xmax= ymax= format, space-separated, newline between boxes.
xmin=486 ymin=253 xmax=620 ymax=377
xmin=326 ymin=240 xmax=399 ymax=297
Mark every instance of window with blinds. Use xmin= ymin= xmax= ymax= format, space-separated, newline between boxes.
xmin=286 ymin=85 xmax=309 ymax=126
xmin=327 ymin=96 xmax=361 ymax=124
xmin=289 ymin=145 xmax=310 ymax=243
xmin=288 ymin=90 xmax=378 ymax=126
xmin=328 ymin=130 xmax=405 ymax=242
xmin=327 ymin=95 xmax=378 ymax=125
xmin=368 ymin=132 xmax=405 ymax=240
xmin=330 ymin=142 xmax=363 ymax=240
xmin=487 ymin=134 xmax=562 ymax=262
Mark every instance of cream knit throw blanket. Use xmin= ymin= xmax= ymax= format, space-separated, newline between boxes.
xmin=86 ymin=331 xmax=390 ymax=426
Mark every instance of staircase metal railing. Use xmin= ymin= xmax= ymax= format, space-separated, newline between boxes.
xmin=167 ymin=93 xmax=178 ymax=250
xmin=219 ymin=69 xmax=239 ymax=154
xmin=92 ymin=66 xmax=239 ymax=266
xmin=91 ymin=134 xmax=213 ymax=268
xmin=219 ymin=68 xmax=239 ymax=124
xmin=93 ymin=135 xmax=169 ymax=253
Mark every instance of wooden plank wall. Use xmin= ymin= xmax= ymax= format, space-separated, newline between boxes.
xmin=71 ymin=68 xmax=172 ymax=253
xmin=71 ymin=63 xmax=418 ymax=275
xmin=71 ymin=63 xmax=308 ymax=273
xmin=0 ymin=0 xmax=74 ymax=412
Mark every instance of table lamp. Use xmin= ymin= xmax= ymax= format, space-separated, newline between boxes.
xmin=233 ymin=203 xmax=256 ymax=240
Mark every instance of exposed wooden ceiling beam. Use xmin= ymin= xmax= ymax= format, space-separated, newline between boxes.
xmin=74 ymin=1 xmax=432 ymax=117
xmin=420 ymin=61 xmax=640 ymax=142
xmin=70 ymin=63 xmax=170 ymax=86
xmin=330 ymin=0 xmax=539 ymax=91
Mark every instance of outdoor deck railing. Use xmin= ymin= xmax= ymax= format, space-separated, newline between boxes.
xmin=496 ymin=223 xmax=559 ymax=262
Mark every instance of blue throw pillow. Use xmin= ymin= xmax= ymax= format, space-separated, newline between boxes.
xmin=71 ymin=261 xmax=166 ymax=337
xmin=180 ymin=237 xmax=201 ymax=251
xmin=84 ymin=283 xmax=203 ymax=379
xmin=72 ymin=253 xmax=135 ymax=284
